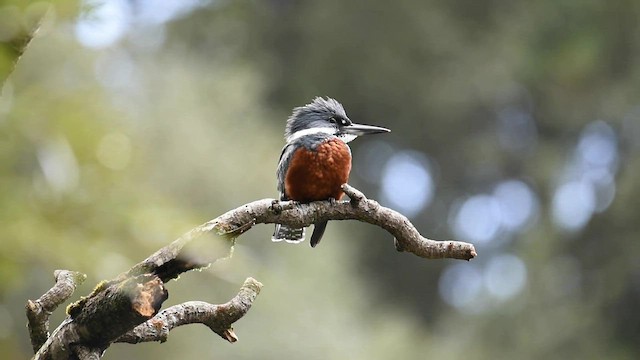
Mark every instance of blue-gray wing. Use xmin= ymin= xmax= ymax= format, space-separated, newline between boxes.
xmin=276 ymin=142 xmax=297 ymax=200
xmin=273 ymin=142 xmax=306 ymax=243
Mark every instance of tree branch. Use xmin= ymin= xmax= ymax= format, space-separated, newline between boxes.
xmin=31 ymin=274 xmax=261 ymax=359
xmin=27 ymin=185 xmax=474 ymax=359
xmin=123 ymin=184 xmax=475 ymax=284
xmin=26 ymin=270 xmax=87 ymax=353
xmin=116 ymin=277 xmax=263 ymax=344
xmin=215 ymin=183 xmax=476 ymax=260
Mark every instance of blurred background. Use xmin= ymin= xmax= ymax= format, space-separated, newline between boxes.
xmin=1 ymin=0 xmax=640 ymax=359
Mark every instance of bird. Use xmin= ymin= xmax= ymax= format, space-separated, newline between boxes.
xmin=272 ymin=97 xmax=390 ymax=247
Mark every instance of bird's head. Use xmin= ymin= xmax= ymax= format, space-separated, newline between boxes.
xmin=285 ymin=97 xmax=390 ymax=143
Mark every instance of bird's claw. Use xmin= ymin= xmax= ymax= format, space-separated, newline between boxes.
xmin=271 ymin=199 xmax=300 ymax=214
xmin=270 ymin=200 xmax=283 ymax=214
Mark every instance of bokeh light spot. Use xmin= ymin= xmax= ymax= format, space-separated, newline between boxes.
xmin=484 ymin=254 xmax=527 ymax=301
xmin=36 ymin=136 xmax=79 ymax=194
xmin=592 ymin=176 xmax=616 ymax=213
xmin=493 ymin=180 xmax=538 ymax=232
xmin=554 ymin=120 xmax=619 ymax=229
xmin=577 ymin=121 xmax=617 ymax=168
xmin=439 ymin=262 xmax=483 ymax=311
xmin=380 ymin=150 xmax=434 ymax=218
xmin=75 ymin=0 xmax=131 ymax=48
xmin=96 ymin=132 xmax=132 ymax=170
xmin=552 ymin=180 xmax=595 ymax=232
xmin=452 ymin=195 xmax=501 ymax=244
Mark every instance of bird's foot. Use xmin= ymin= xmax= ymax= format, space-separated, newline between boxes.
xmin=270 ymin=199 xmax=283 ymax=214
xmin=271 ymin=199 xmax=299 ymax=214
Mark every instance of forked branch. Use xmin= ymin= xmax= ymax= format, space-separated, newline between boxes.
xmin=27 ymin=184 xmax=474 ymax=359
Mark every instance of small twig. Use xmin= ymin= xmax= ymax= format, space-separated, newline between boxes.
xmin=116 ymin=277 xmax=263 ymax=344
xmin=26 ymin=270 xmax=86 ymax=353
xmin=342 ymin=183 xmax=367 ymax=204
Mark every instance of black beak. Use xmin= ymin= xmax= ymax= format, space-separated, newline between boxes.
xmin=341 ymin=122 xmax=390 ymax=136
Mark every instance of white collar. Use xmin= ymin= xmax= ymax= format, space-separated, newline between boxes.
xmin=286 ymin=127 xmax=335 ymax=143
xmin=286 ymin=127 xmax=357 ymax=144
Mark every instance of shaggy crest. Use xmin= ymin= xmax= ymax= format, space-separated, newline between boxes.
xmin=284 ymin=97 xmax=348 ymax=139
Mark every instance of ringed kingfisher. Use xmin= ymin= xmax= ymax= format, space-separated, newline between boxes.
xmin=272 ymin=97 xmax=390 ymax=247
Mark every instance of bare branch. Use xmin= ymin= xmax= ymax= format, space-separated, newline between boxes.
xmin=32 ymin=275 xmax=262 ymax=359
xmin=122 ymin=184 xmax=475 ymax=285
xmin=214 ymin=183 xmax=477 ymax=260
xmin=28 ymin=185 xmax=473 ymax=358
xmin=26 ymin=270 xmax=87 ymax=353
xmin=68 ymin=274 xmax=169 ymax=346
xmin=116 ymin=277 xmax=263 ymax=344
xmin=34 ymin=275 xmax=168 ymax=360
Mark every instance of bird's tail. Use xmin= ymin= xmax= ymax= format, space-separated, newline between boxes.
xmin=272 ymin=224 xmax=305 ymax=243
xmin=310 ymin=220 xmax=328 ymax=248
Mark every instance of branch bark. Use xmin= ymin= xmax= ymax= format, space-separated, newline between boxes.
xmin=26 ymin=270 xmax=87 ymax=353
xmin=31 ymin=274 xmax=262 ymax=360
xmin=108 ymin=183 xmax=477 ymax=308
xmin=213 ymin=183 xmax=476 ymax=260
xmin=116 ymin=277 xmax=263 ymax=344
xmin=124 ymin=184 xmax=475 ymax=284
